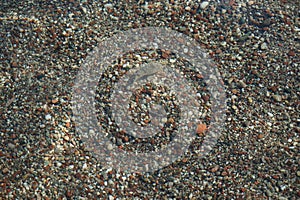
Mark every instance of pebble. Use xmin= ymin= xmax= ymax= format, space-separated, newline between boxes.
xmin=7 ymin=143 xmax=15 ymax=149
xmin=45 ymin=114 xmax=52 ymax=120
xmin=237 ymin=80 xmax=247 ymax=88
xmin=272 ymin=94 xmax=282 ymax=102
xmin=2 ymin=168 xmax=9 ymax=174
xmin=108 ymin=195 xmax=114 ymax=200
xmin=211 ymin=165 xmax=219 ymax=173
xmin=196 ymin=124 xmax=207 ymax=135
xmin=107 ymin=142 xmax=114 ymax=151
xmin=266 ymin=189 xmax=272 ymax=197
xmin=261 ymin=42 xmax=268 ymax=50
xmin=248 ymin=1 xmax=255 ymax=5
xmin=200 ymin=2 xmax=209 ymax=9
xmin=63 ymin=135 xmax=70 ymax=141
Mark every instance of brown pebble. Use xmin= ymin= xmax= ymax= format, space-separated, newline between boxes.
xmin=202 ymin=95 xmax=210 ymax=103
xmin=232 ymin=89 xmax=238 ymax=94
xmin=221 ymin=171 xmax=228 ymax=176
xmin=66 ymin=190 xmax=73 ymax=198
xmin=215 ymin=49 xmax=222 ymax=54
xmin=2 ymin=168 xmax=9 ymax=174
xmin=161 ymin=50 xmax=171 ymax=59
xmin=182 ymin=158 xmax=188 ymax=163
xmin=52 ymin=99 xmax=59 ymax=104
xmin=66 ymin=122 xmax=71 ymax=128
xmin=258 ymin=134 xmax=264 ymax=139
xmin=211 ymin=165 xmax=219 ymax=173
xmin=288 ymin=50 xmax=295 ymax=56
xmin=196 ymin=124 xmax=207 ymax=135
xmin=11 ymin=62 xmax=18 ymax=67
xmin=123 ymin=136 xmax=129 ymax=142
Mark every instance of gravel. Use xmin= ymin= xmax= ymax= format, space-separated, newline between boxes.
xmin=0 ymin=0 xmax=299 ymax=199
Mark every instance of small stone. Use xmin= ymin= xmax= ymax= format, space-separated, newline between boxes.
xmin=82 ymin=163 xmax=87 ymax=170
xmin=265 ymin=189 xmax=272 ymax=197
xmin=258 ymin=134 xmax=264 ymax=139
xmin=51 ymin=99 xmax=59 ymax=104
xmin=272 ymin=94 xmax=282 ymax=102
xmin=81 ymin=6 xmax=87 ymax=13
xmin=185 ymin=6 xmax=191 ymax=11
xmin=221 ymin=171 xmax=228 ymax=176
xmin=45 ymin=114 xmax=52 ymax=120
xmin=66 ymin=122 xmax=71 ymax=128
xmin=297 ymin=171 xmax=300 ymax=177
xmin=261 ymin=42 xmax=268 ymax=50
xmin=7 ymin=143 xmax=15 ymax=149
xmin=196 ymin=124 xmax=207 ymax=135
xmin=288 ymin=50 xmax=295 ymax=56
xmin=200 ymin=1 xmax=209 ymax=9
xmin=66 ymin=190 xmax=73 ymax=198
xmin=11 ymin=61 xmax=18 ymax=67
xmin=107 ymin=142 xmax=113 ymax=150
xmin=215 ymin=49 xmax=222 ymax=54
xmin=56 ymin=162 xmax=62 ymax=167
xmin=211 ymin=165 xmax=219 ymax=173
xmin=63 ymin=135 xmax=70 ymax=141
xmin=202 ymin=95 xmax=210 ymax=102
xmin=238 ymin=80 xmax=247 ymax=88
xmin=179 ymin=26 xmax=187 ymax=32
xmin=108 ymin=195 xmax=114 ymax=200
xmin=232 ymin=89 xmax=238 ymax=94
xmin=123 ymin=136 xmax=129 ymax=142
xmin=162 ymin=118 xmax=168 ymax=123
xmin=2 ymin=168 xmax=9 ymax=174
xmin=104 ymin=3 xmax=113 ymax=9
xmin=248 ymin=1 xmax=254 ymax=5
xmin=248 ymin=97 xmax=253 ymax=104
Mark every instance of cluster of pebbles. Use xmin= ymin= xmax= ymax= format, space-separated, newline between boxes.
xmin=0 ymin=0 xmax=299 ymax=199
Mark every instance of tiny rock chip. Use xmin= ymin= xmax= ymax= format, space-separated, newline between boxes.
xmin=8 ymin=143 xmax=15 ymax=149
xmin=221 ymin=171 xmax=228 ymax=176
xmin=211 ymin=165 xmax=219 ymax=173
xmin=11 ymin=62 xmax=18 ymax=67
xmin=45 ymin=114 xmax=52 ymax=120
xmin=200 ymin=2 xmax=209 ymax=9
xmin=272 ymin=94 xmax=282 ymax=102
xmin=248 ymin=1 xmax=254 ymax=5
xmin=64 ymin=135 xmax=70 ymax=141
xmin=196 ymin=124 xmax=207 ymax=135
xmin=215 ymin=49 xmax=222 ymax=54
xmin=2 ymin=167 xmax=9 ymax=174
xmin=123 ymin=136 xmax=129 ymax=142
xmin=66 ymin=122 xmax=71 ymax=128
xmin=238 ymin=80 xmax=247 ymax=88
xmin=107 ymin=143 xmax=113 ymax=150
xmin=288 ymin=50 xmax=295 ymax=56
xmin=258 ymin=134 xmax=264 ymax=139
xmin=261 ymin=42 xmax=268 ymax=50
xmin=51 ymin=99 xmax=59 ymax=104
xmin=248 ymin=97 xmax=253 ymax=104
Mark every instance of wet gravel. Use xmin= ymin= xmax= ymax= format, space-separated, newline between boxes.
xmin=0 ymin=0 xmax=299 ymax=199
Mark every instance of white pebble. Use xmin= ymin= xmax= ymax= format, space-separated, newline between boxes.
xmin=108 ymin=195 xmax=114 ymax=200
xmin=45 ymin=114 xmax=52 ymax=120
xmin=82 ymin=163 xmax=87 ymax=170
xmin=200 ymin=1 xmax=209 ymax=9
xmin=261 ymin=42 xmax=268 ymax=50
xmin=56 ymin=162 xmax=62 ymax=167
xmin=107 ymin=142 xmax=114 ymax=150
